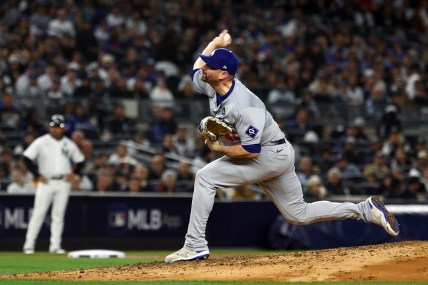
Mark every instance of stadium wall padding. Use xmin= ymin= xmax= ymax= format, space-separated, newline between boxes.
xmin=0 ymin=194 xmax=425 ymax=250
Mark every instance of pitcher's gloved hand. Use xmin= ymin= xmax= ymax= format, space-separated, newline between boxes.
xmin=199 ymin=116 xmax=232 ymax=142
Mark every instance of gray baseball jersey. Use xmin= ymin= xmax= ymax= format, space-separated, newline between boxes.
xmin=193 ymin=69 xmax=284 ymax=148
xmin=183 ymin=69 xmax=370 ymax=251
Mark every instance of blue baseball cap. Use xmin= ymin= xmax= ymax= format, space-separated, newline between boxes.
xmin=199 ymin=48 xmax=239 ymax=75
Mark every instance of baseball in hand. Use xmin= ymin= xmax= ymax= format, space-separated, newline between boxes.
xmin=223 ymin=33 xmax=232 ymax=44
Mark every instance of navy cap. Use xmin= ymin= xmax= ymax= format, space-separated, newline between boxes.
xmin=199 ymin=48 xmax=239 ymax=75
xmin=49 ymin=114 xmax=65 ymax=128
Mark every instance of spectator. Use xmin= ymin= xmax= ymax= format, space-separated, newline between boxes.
xmin=47 ymin=9 xmax=75 ymax=38
xmin=410 ymin=137 xmax=427 ymax=161
xmin=325 ymin=167 xmax=348 ymax=196
xmin=125 ymin=131 xmax=151 ymax=157
xmin=0 ymin=87 xmax=22 ymax=126
xmin=70 ymin=170 xmax=93 ymax=192
xmin=70 ymin=129 xmax=85 ymax=150
xmin=13 ymin=129 xmax=36 ymax=156
xmin=65 ymin=103 xmax=95 ymax=134
xmin=113 ymin=171 xmax=128 ymax=192
xmin=307 ymin=72 xmax=336 ymax=103
xmin=105 ymin=5 xmax=125 ymax=28
xmin=0 ymin=148 xmax=13 ymax=178
xmin=343 ymin=73 xmax=364 ymax=107
xmin=104 ymin=102 xmax=136 ymax=137
xmin=380 ymin=172 xmax=404 ymax=199
xmin=109 ymin=75 xmax=134 ymax=98
xmin=421 ymin=166 xmax=428 ymax=192
xmin=29 ymin=4 xmax=51 ymax=37
xmin=341 ymin=136 xmax=361 ymax=165
xmin=107 ymin=142 xmax=139 ymax=168
xmin=150 ymin=76 xmax=174 ymax=107
xmin=409 ymin=150 xmax=428 ymax=177
xmin=148 ymin=153 xmax=167 ymax=181
xmin=161 ymin=134 xmax=176 ymax=154
xmin=60 ymin=63 xmax=82 ymax=97
xmin=45 ymin=77 xmax=65 ymax=113
xmin=351 ymin=117 xmax=370 ymax=144
xmin=176 ymin=159 xmax=194 ymax=192
xmin=148 ymin=106 xmax=178 ymax=144
xmin=6 ymin=166 xmax=36 ymax=194
xmin=400 ymin=175 xmax=426 ymax=199
xmin=84 ymin=152 xmax=109 ymax=182
xmin=172 ymin=124 xmax=195 ymax=157
xmin=126 ymin=174 xmax=145 ymax=193
xmin=18 ymin=107 xmax=46 ymax=135
xmin=95 ymin=166 xmax=115 ymax=192
xmin=362 ymin=152 xmax=390 ymax=182
xmin=390 ymin=146 xmax=414 ymax=174
xmin=37 ymin=65 xmax=57 ymax=93
xmin=231 ymin=185 xmax=256 ymax=200
xmin=376 ymin=104 xmax=402 ymax=140
xmin=381 ymin=126 xmax=407 ymax=159
xmin=305 ymin=175 xmax=328 ymax=200
xmin=176 ymin=75 xmax=198 ymax=100
xmin=15 ymin=70 xmax=43 ymax=109
xmin=126 ymin=66 xmax=152 ymax=98
xmin=75 ymin=139 xmax=94 ymax=192
xmin=132 ymin=164 xmax=152 ymax=192
xmin=405 ymin=63 xmax=422 ymax=101
xmin=75 ymin=19 xmax=98 ymax=62
xmin=286 ymin=105 xmax=313 ymax=142
xmin=267 ymin=80 xmax=296 ymax=104
xmin=296 ymin=155 xmax=315 ymax=190
xmin=330 ymin=154 xmax=361 ymax=180
xmin=155 ymin=169 xmax=178 ymax=193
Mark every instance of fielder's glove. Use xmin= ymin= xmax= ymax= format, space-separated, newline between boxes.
xmin=199 ymin=116 xmax=232 ymax=142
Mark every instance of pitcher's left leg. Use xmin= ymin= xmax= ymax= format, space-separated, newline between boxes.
xmin=260 ymin=169 xmax=363 ymax=225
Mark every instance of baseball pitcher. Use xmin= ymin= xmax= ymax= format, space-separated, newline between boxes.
xmin=165 ymin=30 xmax=399 ymax=263
xmin=22 ymin=114 xmax=85 ymax=254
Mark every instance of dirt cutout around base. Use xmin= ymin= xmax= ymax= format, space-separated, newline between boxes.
xmin=5 ymin=241 xmax=428 ymax=282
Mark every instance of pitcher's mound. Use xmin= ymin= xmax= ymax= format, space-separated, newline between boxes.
xmin=7 ymin=241 xmax=428 ymax=282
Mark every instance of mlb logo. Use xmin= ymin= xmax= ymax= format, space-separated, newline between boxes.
xmin=109 ymin=211 xmax=126 ymax=227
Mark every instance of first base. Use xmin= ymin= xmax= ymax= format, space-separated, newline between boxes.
xmin=67 ymin=249 xmax=125 ymax=258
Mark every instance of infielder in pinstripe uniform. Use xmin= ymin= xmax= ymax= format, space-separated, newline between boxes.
xmin=22 ymin=114 xmax=85 ymax=254
xmin=165 ymin=30 xmax=399 ymax=263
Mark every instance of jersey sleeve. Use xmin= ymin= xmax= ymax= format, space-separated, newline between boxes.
xmin=236 ymin=107 xmax=265 ymax=147
xmin=191 ymin=69 xmax=214 ymax=97
xmin=23 ymin=138 xmax=41 ymax=161
xmin=70 ymin=142 xmax=85 ymax=163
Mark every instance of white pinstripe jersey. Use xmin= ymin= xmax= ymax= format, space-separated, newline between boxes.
xmin=23 ymin=134 xmax=85 ymax=177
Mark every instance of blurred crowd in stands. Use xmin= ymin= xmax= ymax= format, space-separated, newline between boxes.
xmin=0 ymin=0 xmax=428 ymax=201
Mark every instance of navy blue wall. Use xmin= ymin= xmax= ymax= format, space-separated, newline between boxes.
xmin=0 ymin=194 xmax=426 ymax=250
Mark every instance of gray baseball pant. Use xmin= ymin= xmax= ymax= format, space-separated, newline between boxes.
xmin=185 ymin=142 xmax=368 ymax=251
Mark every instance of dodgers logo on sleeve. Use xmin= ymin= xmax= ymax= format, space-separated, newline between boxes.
xmin=245 ymin=125 xmax=259 ymax=138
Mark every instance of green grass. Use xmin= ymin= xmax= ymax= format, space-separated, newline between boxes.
xmin=0 ymin=249 xmax=278 ymax=275
xmin=0 ymin=251 xmax=426 ymax=285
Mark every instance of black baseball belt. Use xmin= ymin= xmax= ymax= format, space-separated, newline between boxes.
xmin=50 ymin=175 xmax=65 ymax=180
xmin=263 ymin=138 xmax=286 ymax=146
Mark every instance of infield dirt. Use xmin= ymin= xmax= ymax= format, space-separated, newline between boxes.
xmin=5 ymin=240 xmax=428 ymax=282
